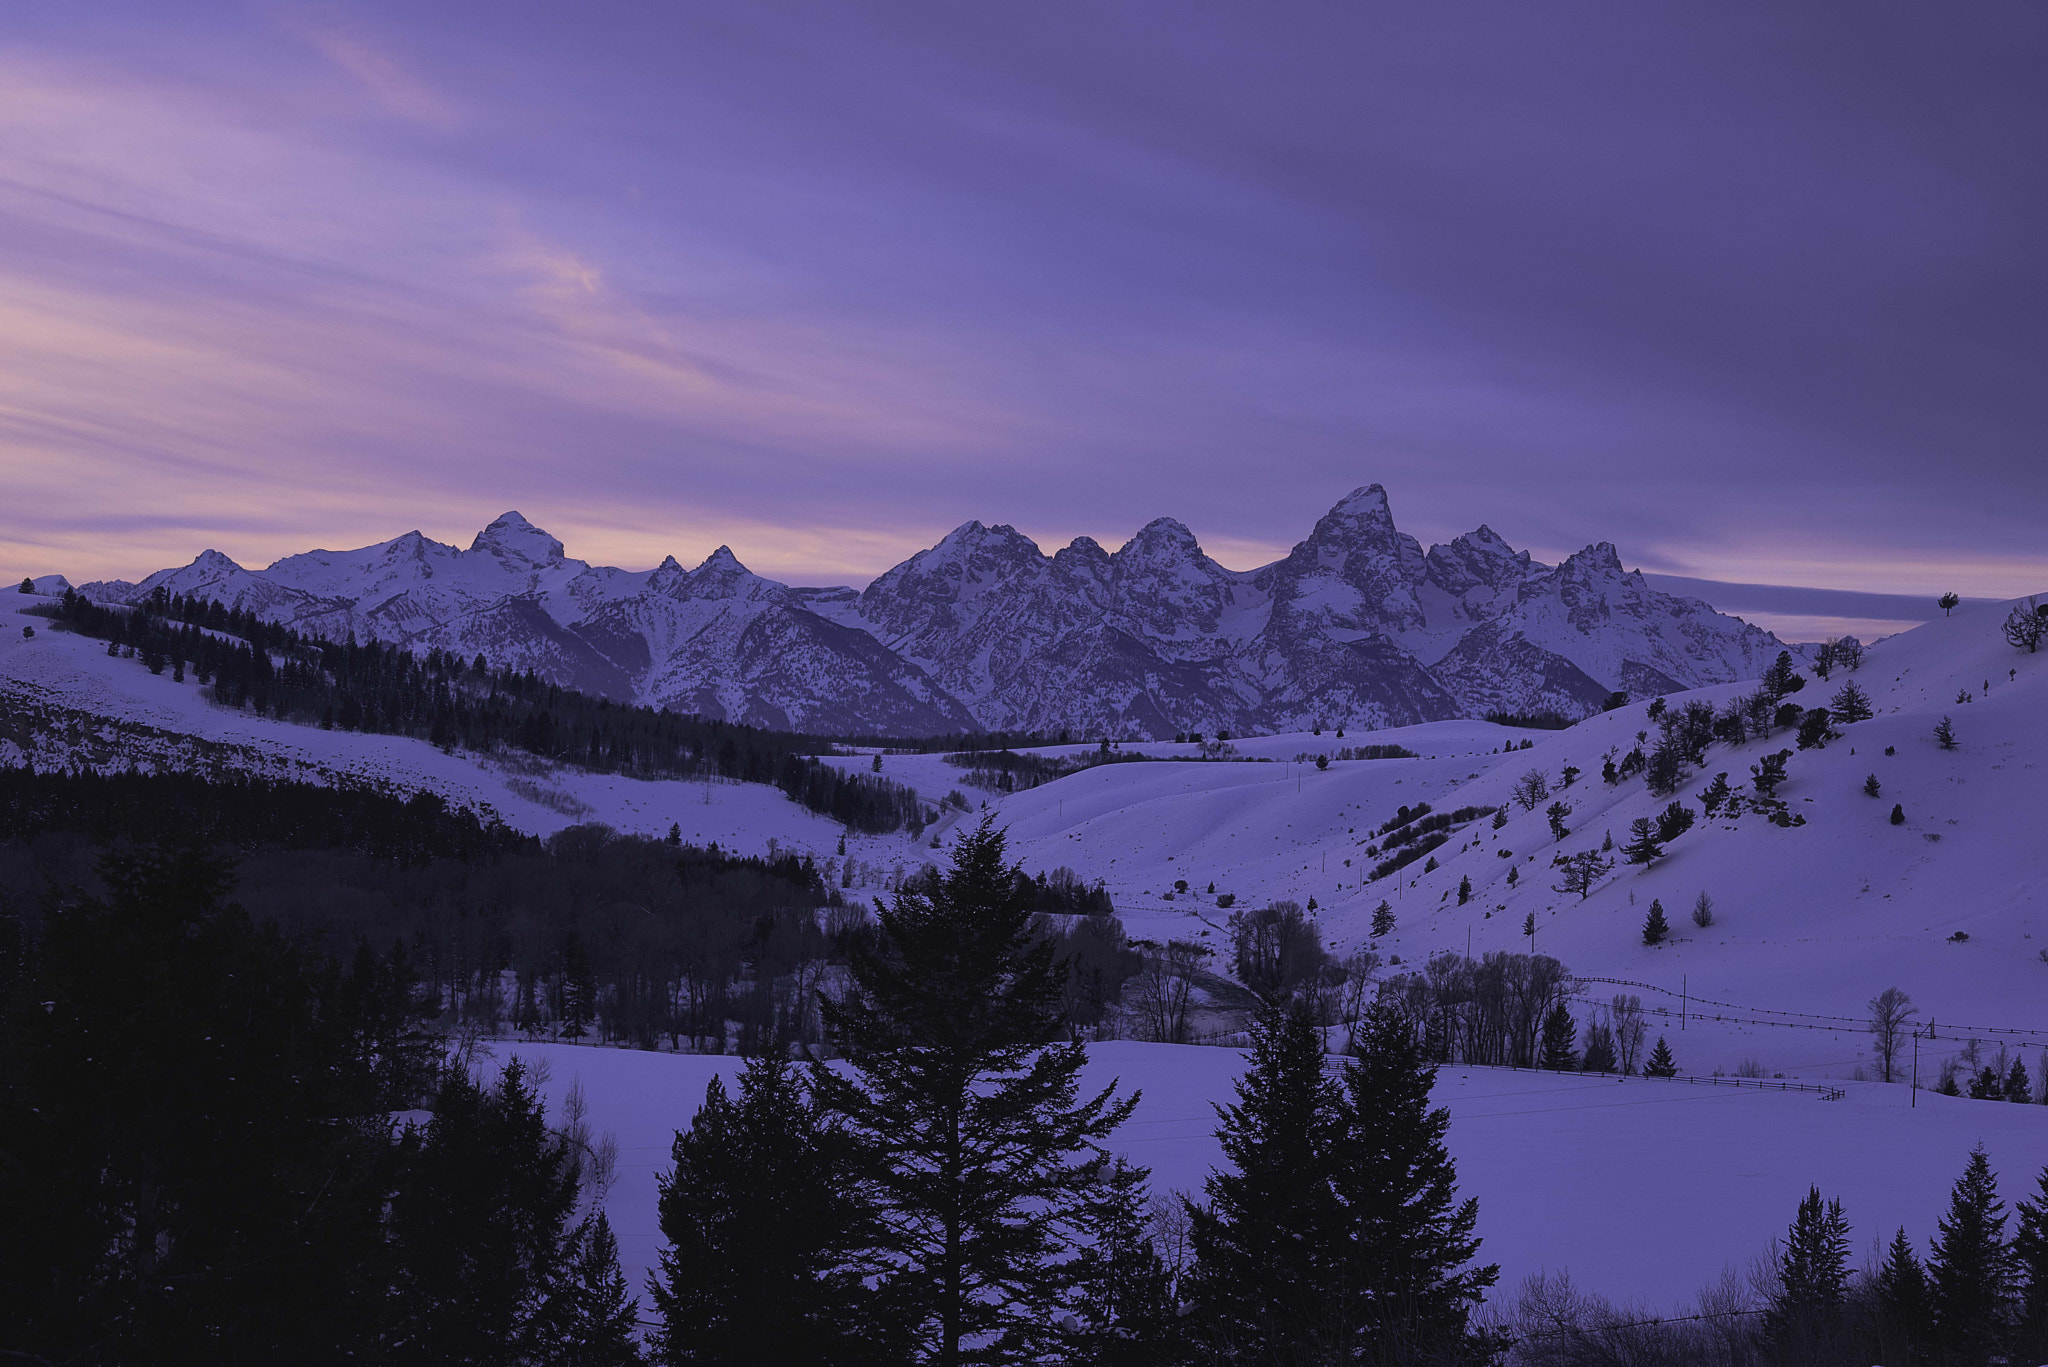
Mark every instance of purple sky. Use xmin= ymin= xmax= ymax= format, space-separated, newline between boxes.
xmin=4 ymin=2 xmax=2045 ymax=624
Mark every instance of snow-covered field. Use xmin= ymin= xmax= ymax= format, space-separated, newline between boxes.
xmin=497 ymin=1038 xmax=2048 ymax=1314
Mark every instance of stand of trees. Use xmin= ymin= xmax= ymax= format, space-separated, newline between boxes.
xmin=38 ymin=588 xmax=930 ymax=832
xmin=0 ymin=770 xmax=1131 ymax=1061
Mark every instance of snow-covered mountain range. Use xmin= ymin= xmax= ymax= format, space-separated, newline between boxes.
xmin=73 ymin=485 xmax=1790 ymax=737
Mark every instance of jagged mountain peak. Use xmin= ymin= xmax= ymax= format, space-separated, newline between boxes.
xmin=190 ymin=548 xmax=246 ymax=571
xmin=1427 ymin=524 xmax=1535 ymax=595
xmin=470 ymin=511 xmax=565 ymax=565
xmin=1331 ymin=482 xmax=1393 ymax=516
xmin=1557 ymin=541 xmax=1628 ymax=577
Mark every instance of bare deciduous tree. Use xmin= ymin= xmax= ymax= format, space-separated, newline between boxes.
xmin=1611 ymin=994 xmax=1647 ymax=1075
xmin=1130 ymin=939 xmax=1205 ymax=1044
xmin=1869 ymin=987 xmax=1917 ymax=1084
xmin=1512 ymin=768 xmax=1551 ymax=811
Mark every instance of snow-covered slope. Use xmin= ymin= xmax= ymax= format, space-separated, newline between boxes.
xmin=960 ymin=596 xmax=2048 ymax=1087
xmin=62 ymin=486 xmax=1793 ymax=738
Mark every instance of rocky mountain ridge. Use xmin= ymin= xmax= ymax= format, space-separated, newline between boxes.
xmin=74 ymin=486 xmax=1790 ymax=737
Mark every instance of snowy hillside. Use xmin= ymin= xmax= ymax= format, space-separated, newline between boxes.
xmin=0 ymin=594 xmax=936 ymax=889
xmin=958 ymin=596 xmax=2048 ymax=1087
xmin=53 ymin=485 xmax=1792 ymax=738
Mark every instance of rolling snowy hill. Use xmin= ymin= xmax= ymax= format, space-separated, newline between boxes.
xmin=56 ymin=485 xmax=1793 ymax=738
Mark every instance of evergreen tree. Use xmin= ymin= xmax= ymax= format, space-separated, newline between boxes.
xmin=1829 ymin=679 xmax=1874 ymax=724
xmin=1371 ymin=901 xmax=1396 ymax=938
xmin=1622 ymin=817 xmax=1664 ymax=866
xmin=1538 ymin=1003 xmax=1578 ymax=1071
xmin=817 ymin=817 xmax=1137 ymax=1365
xmin=1927 ymin=1146 xmax=2013 ymax=1363
xmin=1643 ymin=1037 xmax=1678 ymax=1077
xmin=2007 ymin=1057 xmax=2034 ymax=1104
xmin=1545 ymin=800 xmax=1571 ymax=842
xmin=1068 ymin=1157 xmax=1181 ymax=1366
xmin=562 ymin=938 xmax=598 ymax=1041
xmin=1872 ymin=1227 xmax=1929 ymax=1362
xmin=554 ymin=1213 xmax=644 ymax=1366
xmin=1764 ymin=1187 xmax=1850 ymax=1350
xmin=1183 ymin=1004 xmax=1342 ymax=1360
xmin=2014 ymin=1166 xmax=2048 ymax=1359
xmin=1935 ymin=715 xmax=1958 ymax=750
xmin=1326 ymin=1003 xmax=1501 ymax=1362
xmin=388 ymin=1061 xmax=582 ymax=1366
xmin=1891 ymin=802 xmax=1906 ymax=826
xmin=650 ymin=1056 xmax=893 ymax=1365
xmin=1863 ymin=773 xmax=1881 ymax=798
xmin=1641 ymin=899 xmax=1670 ymax=945
xmin=1456 ymin=874 xmax=1472 ymax=905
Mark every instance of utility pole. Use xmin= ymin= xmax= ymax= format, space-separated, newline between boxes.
xmin=1912 ymin=1023 xmax=1921 ymax=1108
xmin=1681 ymin=975 xmax=1688 ymax=1031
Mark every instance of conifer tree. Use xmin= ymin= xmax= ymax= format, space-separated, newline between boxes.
xmin=1067 ymin=1156 xmax=1181 ymax=1366
xmin=2007 ymin=1057 xmax=2033 ymax=1104
xmin=1545 ymin=800 xmax=1571 ymax=842
xmin=1326 ymin=1003 xmax=1501 ymax=1362
xmin=1622 ymin=817 xmax=1664 ymax=867
xmin=1641 ymin=899 xmax=1670 ymax=945
xmin=1873 ymin=1226 xmax=1929 ymax=1361
xmin=1935 ymin=715 xmax=1958 ymax=750
xmin=650 ymin=1056 xmax=893 ymax=1365
xmin=1764 ymin=1186 xmax=1850 ymax=1350
xmin=1643 ymin=1037 xmax=1677 ymax=1077
xmin=2014 ymin=1166 xmax=2048 ymax=1359
xmin=1372 ymin=901 xmax=1396 ymax=938
xmin=1928 ymin=1146 xmax=2013 ymax=1362
xmin=554 ymin=1212 xmax=644 ymax=1366
xmin=817 ymin=818 xmax=1137 ymax=1365
xmin=388 ymin=1062 xmax=582 ymax=1366
xmin=1829 ymin=679 xmax=1874 ymax=724
xmin=1183 ymin=1004 xmax=1342 ymax=1360
xmin=1538 ymin=1003 xmax=1578 ymax=1071
xmin=1457 ymin=874 xmax=1472 ymax=905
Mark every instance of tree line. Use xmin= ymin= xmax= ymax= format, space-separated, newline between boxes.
xmin=37 ymin=587 xmax=930 ymax=832
xmin=0 ymin=770 xmax=1130 ymax=1064
xmin=1506 ymin=1146 xmax=2048 ymax=1367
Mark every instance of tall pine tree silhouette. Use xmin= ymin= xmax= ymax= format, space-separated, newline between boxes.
xmin=1183 ymin=1003 xmax=1343 ymax=1360
xmin=2012 ymin=1165 xmax=2048 ymax=1359
xmin=1928 ymin=1146 xmax=2013 ymax=1364
xmin=1764 ymin=1186 xmax=1850 ymax=1352
xmin=387 ymin=1061 xmax=582 ymax=1366
xmin=649 ymin=1055 xmax=894 ymax=1364
xmin=816 ymin=817 xmax=1136 ymax=1365
xmin=1328 ymin=1003 xmax=1500 ymax=1362
xmin=1872 ymin=1227 xmax=1929 ymax=1362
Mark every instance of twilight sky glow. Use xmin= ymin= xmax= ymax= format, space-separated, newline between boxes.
xmin=3 ymin=2 xmax=2044 ymax=632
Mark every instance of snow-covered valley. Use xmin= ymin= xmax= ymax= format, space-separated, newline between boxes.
xmin=6 ymin=584 xmax=2047 ymax=1314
